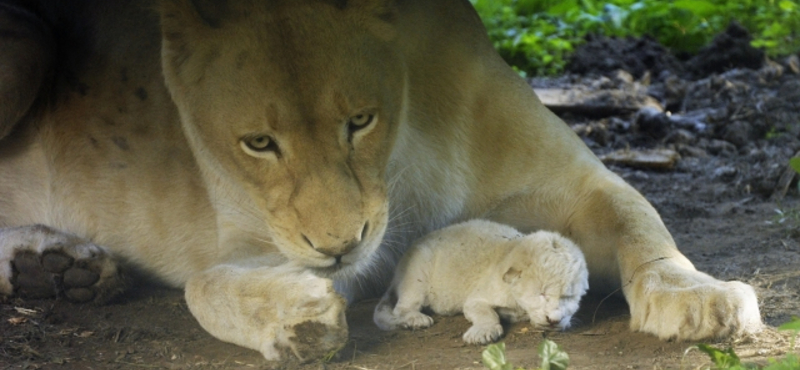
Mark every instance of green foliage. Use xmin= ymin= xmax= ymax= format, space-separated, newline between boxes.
xmin=481 ymin=318 xmax=800 ymax=370
xmin=792 ymin=157 xmax=800 ymax=193
xmin=696 ymin=344 xmax=757 ymax=370
xmin=780 ymin=317 xmax=800 ymax=348
xmin=697 ymin=317 xmax=800 ymax=370
xmin=790 ymin=158 xmax=800 ymax=175
xmin=482 ymin=340 xmax=570 ymax=370
xmin=538 ymin=340 xmax=569 ymax=370
xmin=483 ymin=342 xmax=516 ymax=370
xmin=470 ymin=0 xmax=800 ymax=75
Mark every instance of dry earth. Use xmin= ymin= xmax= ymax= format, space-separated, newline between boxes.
xmin=2 ymin=28 xmax=800 ymax=370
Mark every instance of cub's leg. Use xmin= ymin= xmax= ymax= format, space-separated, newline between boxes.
xmin=462 ymin=298 xmax=504 ymax=344
xmin=378 ymin=251 xmax=435 ymax=330
xmin=185 ymin=264 xmax=348 ymax=362
xmin=0 ymin=2 xmax=53 ymax=139
xmin=372 ymin=277 xmax=434 ymax=330
xmin=0 ymin=225 xmax=127 ymax=304
xmin=388 ymin=283 xmax=435 ymax=330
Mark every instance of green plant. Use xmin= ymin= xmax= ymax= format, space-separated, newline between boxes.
xmin=792 ymin=157 xmax=800 ymax=193
xmin=696 ymin=317 xmax=800 ymax=370
xmin=482 ymin=340 xmax=569 ymax=370
xmin=696 ymin=344 xmax=758 ymax=369
xmin=470 ymin=0 xmax=800 ymax=76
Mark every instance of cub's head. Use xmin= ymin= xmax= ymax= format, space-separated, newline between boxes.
xmin=503 ymin=232 xmax=589 ymax=330
xmin=158 ymin=0 xmax=405 ymax=277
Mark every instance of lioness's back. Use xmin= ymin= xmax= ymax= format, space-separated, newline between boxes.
xmin=0 ymin=0 xmax=217 ymax=286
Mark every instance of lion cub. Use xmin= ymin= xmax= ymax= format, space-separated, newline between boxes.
xmin=374 ymin=219 xmax=588 ymax=344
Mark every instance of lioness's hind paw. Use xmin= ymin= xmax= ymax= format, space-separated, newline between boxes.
xmin=1 ymin=225 xmax=127 ymax=304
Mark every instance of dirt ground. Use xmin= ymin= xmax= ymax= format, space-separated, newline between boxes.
xmin=3 ymin=28 xmax=800 ymax=370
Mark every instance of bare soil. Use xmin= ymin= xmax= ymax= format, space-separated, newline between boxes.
xmin=3 ymin=29 xmax=800 ymax=370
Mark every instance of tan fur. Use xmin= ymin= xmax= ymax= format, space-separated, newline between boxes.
xmin=0 ymin=0 xmax=761 ymax=362
xmin=373 ymin=220 xmax=589 ymax=344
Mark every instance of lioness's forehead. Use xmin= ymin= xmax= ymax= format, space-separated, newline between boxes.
xmin=174 ymin=0 xmax=403 ymax=133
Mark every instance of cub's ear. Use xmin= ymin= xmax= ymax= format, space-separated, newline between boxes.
xmin=503 ymin=266 xmax=522 ymax=284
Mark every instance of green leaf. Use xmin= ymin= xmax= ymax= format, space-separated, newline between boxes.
xmin=673 ymin=0 xmax=717 ymax=17
xmin=789 ymin=158 xmax=800 ymax=175
xmin=482 ymin=343 xmax=514 ymax=370
xmin=779 ymin=316 xmax=800 ymax=348
xmin=778 ymin=316 xmax=800 ymax=332
xmin=539 ymin=339 xmax=570 ymax=370
xmin=779 ymin=0 xmax=797 ymax=12
xmin=763 ymin=353 xmax=800 ymax=370
xmin=696 ymin=344 xmax=742 ymax=368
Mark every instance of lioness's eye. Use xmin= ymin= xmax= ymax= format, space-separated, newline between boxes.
xmin=347 ymin=113 xmax=376 ymax=141
xmin=241 ymin=135 xmax=281 ymax=158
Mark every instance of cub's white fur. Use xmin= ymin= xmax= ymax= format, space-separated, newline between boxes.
xmin=374 ymin=220 xmax=588 ymax=344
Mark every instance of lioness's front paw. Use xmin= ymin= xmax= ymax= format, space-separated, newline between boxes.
xmin=463 ymin=323 xmax=503 ymax=344
xmin=0 ymin=225 xmax=126 ymax=303
xmin=627 ymin=267 xmax=762 ymax=341
xmin=186 ymin=266 xmax=348 ymax=363
xmin=275 ymin=276 xmax=349 ymax=362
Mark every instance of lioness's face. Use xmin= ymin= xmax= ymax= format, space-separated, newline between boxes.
xmin=160 ymin=0 xmax=405 ymax=276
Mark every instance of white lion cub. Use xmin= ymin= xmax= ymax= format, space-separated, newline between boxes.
xmin=374 ymin=219 xmax=589 ymax=344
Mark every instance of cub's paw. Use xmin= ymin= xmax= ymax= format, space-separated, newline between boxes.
xmin=397 ymin=311 xmax=434 ymax=330
xmin=463 ymin=323 xmax=504 ymax=345
xmin=0 ymin=225 xmax=126 ymax=304
xmin=627 ymin=266 xmax=762 ymax=341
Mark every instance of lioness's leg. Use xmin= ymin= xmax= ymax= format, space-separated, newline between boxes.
xmin=0 ymin=225 xmax=127 ymax=303
xmin=488 ymin=168 xmax=761 ymax=340
xmin=185 ymin=264 xmax=348 ymax=362
xmin=0 ymin=2 xmax=52 ymax=139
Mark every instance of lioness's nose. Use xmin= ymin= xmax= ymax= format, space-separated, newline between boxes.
xmin=301 ymin=222 xmax=367 ymax=258
xmin=302 ymin=235 xmax=359 ymax=258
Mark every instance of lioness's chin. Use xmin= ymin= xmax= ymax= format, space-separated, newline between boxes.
xmin=308 ymin=257 xmax=373 ymax=280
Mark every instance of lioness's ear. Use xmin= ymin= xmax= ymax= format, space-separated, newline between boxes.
xmin=344 ymin=0 xmax=398 ymax=22
xmin=159 ymin=0 xmax=234 ymax=84
xmin=503 ymin=267 xmax=522 ymax=284
xmin=315 ymin=0 xmax=348 ymax=10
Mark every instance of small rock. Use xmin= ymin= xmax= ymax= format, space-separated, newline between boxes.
xmin=785 ymin=54 xmax=799 ymax=74
xmin=758 ymin=59 xmax=784 ymax=81
xmin=704 ymin=139 xmax=737 ymax=157
xmin=612 ymin=69 xmax=634 ymax=85
xmin=713 ymin=166 xmax=738 ymax=181
xmin=677 ymin=145 xmax=708 ymax=158
xmin=635 ymin=106 xmax=671 ymax=139
xmin=600 ymin=148 xmax=680 ymax=170
xmin=664 ymin=129 xmax=696 ymax=145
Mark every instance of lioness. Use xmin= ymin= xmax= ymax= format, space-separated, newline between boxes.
xmin=373 ymin=220 xmax=588 ymax=345
xmin=0 ymin=0 xmax=761 ymax=363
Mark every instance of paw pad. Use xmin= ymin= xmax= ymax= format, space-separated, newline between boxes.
xmin=10 ymin=249 xmax=124 ymax=303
